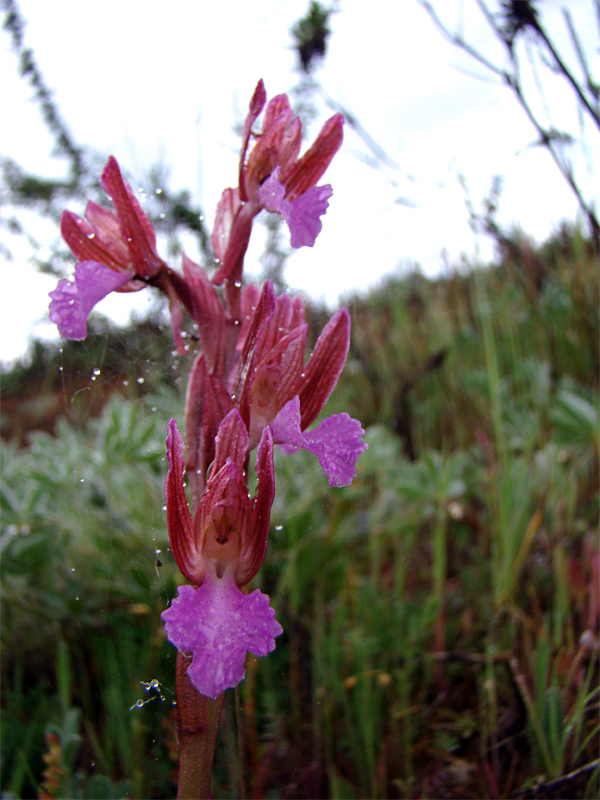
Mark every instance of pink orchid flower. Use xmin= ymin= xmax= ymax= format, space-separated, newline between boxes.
xmin=212 ymin=80 xmax=343 ymax=291
xmin=234 ymin=281 xmax=367 ymax=486
xmin=49 ymin=157 xmax=188 ymax=349
xmin=161 ymin=412 xmax=281 ymax=698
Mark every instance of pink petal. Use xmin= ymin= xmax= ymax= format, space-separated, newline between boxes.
xmin=286 ymin=184 xmax=333 ymax=248
xmin=257 ymin=168 xmax=332 ymax=249
xmin=270 ymin=396 xmax=368 ymax=488
xmin=304 ymin=413 xmax=368 ymax=487
xmin=161 ymin=573 xmax=283 ymax=699
xmin=299 ymin=307 xmax=350 ymax=428
xmin=48 ymin=261 xmax=133 ymax=340
xmin=284 ymin=113 xmax=344 ymax=198
xmin=101 ymin=156 xmax=164 ymax=279
xmin=165 ymin=419 xmax=200 ymax=584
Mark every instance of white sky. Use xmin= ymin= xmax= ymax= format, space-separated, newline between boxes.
xmin=1 ymin=0 xmax=598 ymax=364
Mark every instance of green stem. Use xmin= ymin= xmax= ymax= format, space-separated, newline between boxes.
xmin=176 ymin=651 xmax=224 ymax=799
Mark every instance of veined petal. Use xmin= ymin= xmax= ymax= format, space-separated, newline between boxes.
xmin=299 ymin=307 xmax=350 ymax=428
xmin=211 ymin=187 xmax=242 ymax=264
xmin=48 ymin=261 xmax=133 ymax=340
xmin=270 ymin=396 xmax=368 ymax=488
xmin=236 ymin=426 xmax=275 ymax=585
xmin=284 ymin=113 xmax=344 ymax=199
xmin=60 ymin=209 xmax=128 ymax=273
xmin=212 ymin=409 xmax=249 ymax=479
xmin=84 ymin=202 xmax=131 ymax=266
xmin=161 ymin=572 xmax=283 ymax=699
xmin=101 ymin=156 xmax=165 ymax=279
xmin=165 ymin=419 xmax=200 ymax=584
xmin=239 ymin=80 xmax=267 ymax=201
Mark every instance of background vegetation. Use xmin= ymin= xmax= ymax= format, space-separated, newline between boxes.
xmin=2 ymin=221 xmax=598 ymax=799
xmin=1 ymin=1 xmax=598 ymax=797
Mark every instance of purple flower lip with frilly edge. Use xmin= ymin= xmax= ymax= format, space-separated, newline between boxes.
xmin=270 ymin=396 xmax=368 ymax=488
xmin=48 ymin=261 xmax=134 ymax=340
xmin=161 ymin=572 xmax=282 ymax=699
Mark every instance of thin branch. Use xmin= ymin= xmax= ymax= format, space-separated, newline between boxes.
xmin=563 ymin=8 xmax=600 ymax=116
xmin=533 ymin=17 xmax=600 ymax=130
xmin=512 ymin=758 xmax=600 ymax=798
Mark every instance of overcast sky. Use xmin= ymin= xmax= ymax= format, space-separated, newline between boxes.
xmin=1 ymin=0 xmax=598 ymax=363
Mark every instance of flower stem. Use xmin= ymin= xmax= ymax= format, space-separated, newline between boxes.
xmin=176 ymin=651 xmax=224 ymax=799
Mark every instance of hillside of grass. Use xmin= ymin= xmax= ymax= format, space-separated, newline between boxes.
xmin=1 ymin=223 xmax=598 ymax=799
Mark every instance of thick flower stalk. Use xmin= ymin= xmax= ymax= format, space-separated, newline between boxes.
xmin=48 ymin=80 xmax=367 ymax=799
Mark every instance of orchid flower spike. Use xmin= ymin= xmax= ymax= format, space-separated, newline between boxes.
xmin=161 ymin=413 xmax=282 ymax=699
xmin=212 ymin=80 xmax=344 ymax=290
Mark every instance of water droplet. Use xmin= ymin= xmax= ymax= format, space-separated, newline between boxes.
xmin=159 ymin=213 xmax=166 ymax=219
xmin=86 ymin=232 xmax=95 ymax=239
xmin=275 ymin=525 xmax=283 ymax=531
xmin=137 ymin=377 xmax=145 ymax=384
xmin=198 ymin=215 xmax=204 ymax=221
xmin=75 ymin=597 xmax=80 ymax=601
xmin=151 ymin=407 xmax=157 ymax=412
xmin=59 ymin=365 xmax=64 ymax=372
xmin=155 ymin=187 xmax=163 ymax=195
xmin=162 ymin=505 xmax=167 ymax=511
xmin=70 ymin=567 xmax=76 ymax=572
xmin=123 ymin=380 xmax=129 ymax=386
xmin=79 ymin=478 xmax=85 ymax=483
xmin=136 ymin=699 xmax=144 ymax=708
xmin=234 ymin=281 xmax=242 ymax=288
xmin=93 ymin=368 xmax=101 ymax=375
